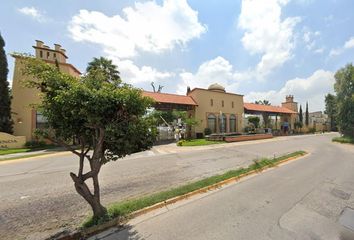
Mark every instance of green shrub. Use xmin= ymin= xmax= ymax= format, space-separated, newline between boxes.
xmin=176 ymin=140 xmax=185 ymax=146
xmin=332 ymin=136 xmax=354 ymax=144
xmin=308 ymin=127 xmax=316 ymax=134
xmin=204 ymin=128 xmax=212 ymax=136
xmin=24 ymin=140 xmax=47 ymax=149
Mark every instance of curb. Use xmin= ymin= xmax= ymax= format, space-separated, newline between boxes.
xmin=51 ymin=152 xmax=308 ymax=240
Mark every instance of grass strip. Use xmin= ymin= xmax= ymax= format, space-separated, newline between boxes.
xmin=82 ymin=150 xmax=306 ymax=228
xmin=332 ymin=136 xmax=354 ymax=144
xmin=178 ymin=139 xmax=224 ymax=146
xmin=0 ymin=148 xmax=32 ymax=155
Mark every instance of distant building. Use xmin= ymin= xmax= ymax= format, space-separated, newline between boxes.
xmin=307 ymin=111 xmax=330 ymax=131
xmin=11 ymin=40 xmax=81 ymax=141
xmin=144 ymin=84 xmax=298 ymax=137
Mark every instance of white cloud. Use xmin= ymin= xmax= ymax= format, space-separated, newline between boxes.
xmin=344 ymin=37 xmax=354 ymax=49
xmin=238 ymin=0 xmax=301 ymax=77
xmin=329 ymin=36 xmax=354 ymax=57
xmin=245 ymin=69 xmax=335 ymax=111
xmin=111 ymin=58 xmax=173 ymax=84
xmin=18 ymin=6 xmax=46 ymax=22
xmin=302 ymin=28 xmax=320 ymax=51
xmin=176 ymin=56 xmax=251 ymax=94
xmin=68 ymin=0 xmax=206 ymax=58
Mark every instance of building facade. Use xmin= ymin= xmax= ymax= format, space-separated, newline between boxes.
xmin=11 ymin=40 xmax=81 ymax=141
xmin=187 ymin=84 xmax=244 ymax=136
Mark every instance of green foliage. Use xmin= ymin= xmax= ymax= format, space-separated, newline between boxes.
xmin=204 ymin=128 xmax=212 ymax=136
xmin=334 ymin=64 xmax=354 ymax=137
xmin=82 ymin=151 xmax=306 ymax=228
xmin=177 ymin=139 xmax=223 ymax=146
xmin=325 ymin=93 xmax=337 ymax=131
xmin=247 ymin=116 xmax=260 ymax=128
xmin=308 ymin=127 xmax=316 ymax=134
xmin=86 ymin=57 xmax=121 ymax=85
xmin=332 ymin=136 xmax=354 ymax=144
xmin=255 ymin=100 xmax=271 ymax=128
xmin=294 ymin=121 xmax=303 ymax=130
xmin=24 ymin=140 xmax=48 ymax=149
xmin=0 ymin=148 xmax=31 ymax=155
xmin=0 ymin=32 xmax=13 ymax=133
xmin=305 ymin=102 xmax=309 ymax=126
xmin=176 ymin=140 xmax=185 ymax=146
xmin=22 ymin=57 xmax=156 ymax=162
xmin=299 ymin=105 xmax=303 ymax=124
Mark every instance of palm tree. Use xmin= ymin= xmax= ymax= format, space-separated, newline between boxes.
xmin=255 ymin=100 xmax=271 ymax=128
xmin=86 ymin=57 xmax=121 ymax=84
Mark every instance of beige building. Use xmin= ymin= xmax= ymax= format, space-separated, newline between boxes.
xmin=11 ymin=40 xmax=81 ymax=141
xmin=144 ymin=85 xmax=299 ymax=138
xmin=143 ymin=83 xmax=244 ymax=138
xmin=187 ymin=84 xmax=244 ymax=137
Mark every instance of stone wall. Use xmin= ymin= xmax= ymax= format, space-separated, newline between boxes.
xmin=0 ymin=132 xmax=26 ymax=149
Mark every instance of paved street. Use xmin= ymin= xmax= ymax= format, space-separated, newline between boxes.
xmin=0 ymin=133 xmax=343 ymax=239
xmin=95 ymin=134 xmax=354 ymax=240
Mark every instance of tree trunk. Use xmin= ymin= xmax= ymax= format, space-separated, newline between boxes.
xmin=70 ymin=168 xmax=107 ymax=219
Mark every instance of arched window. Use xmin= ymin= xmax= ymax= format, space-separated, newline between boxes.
xmin=229 ymin=114 xmax=236 ymax=132
xmin=207 ymin=114 xmax=217 ymax=133
xmin=219 ymin=114 xmax=227 ymax=133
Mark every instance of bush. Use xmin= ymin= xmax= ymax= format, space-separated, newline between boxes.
xmin=176 ymin=140 xmax=185 ymax=146
xmin=332 ymin=136 xmax=354 ymax=144
xmin=24 ymin=140 xmax=47 ymax=149
xmin=204 ymin=128 xmax=212 ymax=136
xmin=308 ymin=127 xmax=316 ymax=134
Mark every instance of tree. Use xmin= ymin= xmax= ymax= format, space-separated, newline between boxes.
xmin=0 ymin=32 xmax=13 ymax=133
xmin=334 ymin=64 xmax=354 ymax=137
xmin=324 ymin=93 xmax=337 ymax=131
xmin=299 ymin=105 xmax=303 ymax=124
xmin=86 ymin=57 xmax=121 ymax=84
xmin=255 ymin=100 xmax=271 ymax=128
xmin=247 ymin=116 xmax=260 ymax=128
xmin=151 ymin=82 xmax=163 ymax=93
xmin=22 ymin=56 xmax=156 ymax=220
xmin=305 ymin=102 xmax=309 ymax=126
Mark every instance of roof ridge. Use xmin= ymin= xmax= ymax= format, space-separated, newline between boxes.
xmin=142 ymin=90 xmax=190 ymax=97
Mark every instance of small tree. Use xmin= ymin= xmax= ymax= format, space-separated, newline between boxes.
xmin=305 ymin=102 xmax=309 ymax=126
xmin=0 ymin=32 xmax=13 ymax=133
xmin=299 ymin=105 xmax=303 ymax=124
xmin=247 ymin=116 xmax=260 ymax=129
xmin=255 ymin=100 xmax=271 ymax=128
xmin=334 ymin=64 xmax=354 ymax=137
xmin=22 ymin=56 xmax=156 ymax=220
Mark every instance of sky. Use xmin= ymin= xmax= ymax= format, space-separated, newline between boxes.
xmin=1 ymin=0 xmax=354 ymax=111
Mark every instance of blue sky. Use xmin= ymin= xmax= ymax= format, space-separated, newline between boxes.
xmin=1 ymin=0 xmax=354 ymax=111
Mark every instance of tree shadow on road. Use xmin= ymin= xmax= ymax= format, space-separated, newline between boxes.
xmin=100 ymin=224 xmax=143 ymax=240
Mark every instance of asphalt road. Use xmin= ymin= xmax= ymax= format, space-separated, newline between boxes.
xmin=0 ymin=133 xmax=342 ymax=239
xmin=96 ymin=133 xmax=354 ymax=240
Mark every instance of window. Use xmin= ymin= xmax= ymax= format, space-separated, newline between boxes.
xmin=232 ymin=101 xmax=234 ymax=108
xmin=207 ymin=114 xmax=217 ymax=133
xmin=222 ymin=100 xmax=224 ymax=107
xmin=229 ymin=114 xmax=236 ymax=132
xmin=210 ymin=99 xmax=213 ymax=106
xmin=36 ymin=112 xmax=48 ymax=129
xmin=54 ymin=53 xmax=56 ymax=58
xmin=40 ymin=51 xmax=43 ymax=58
xmin=219 ymin=114 xmax=227 ymax=133
xmin=47 ymin=52 xmax=50 ymax=58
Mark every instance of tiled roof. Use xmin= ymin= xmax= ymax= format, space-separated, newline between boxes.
xmin=142 ymin=91 xmax=197 ymax=106
xmin=244 ymin=103 xmax=297 ymax=114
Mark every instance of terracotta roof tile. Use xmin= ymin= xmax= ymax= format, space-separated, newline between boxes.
xmin=244 ymin=103 xmax=297 ymax=114
xmin=142 ymin=91 xmax=197 ymax=106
